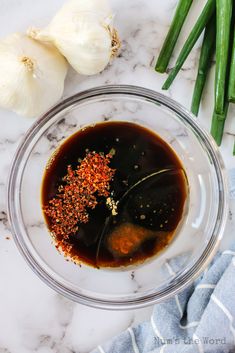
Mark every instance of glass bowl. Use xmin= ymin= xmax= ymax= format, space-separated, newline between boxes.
xmin=7 ymin=85 xmax=228 ymax=310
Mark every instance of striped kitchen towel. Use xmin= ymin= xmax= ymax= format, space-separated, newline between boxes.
xmin=92 ymin=246 xmax=235 ymax=353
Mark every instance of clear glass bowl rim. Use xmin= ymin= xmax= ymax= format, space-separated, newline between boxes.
xmin=7 ymin=84 xmax=228 ymax=310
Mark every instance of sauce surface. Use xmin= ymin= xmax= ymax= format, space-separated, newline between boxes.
xmin=42 ymin=121 xmax=188 ymax=268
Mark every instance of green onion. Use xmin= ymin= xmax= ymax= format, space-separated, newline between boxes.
xmin=154 ymin=0 xmax=235 ymax=151
xmin=155 ymin=0 xmax=193 ymax=73
xmin=162 ymin=0 xmax=216 ymax=90
xmin=215 ymin=0 xmax=233 ymax=114
xmin=233 ymin=140 xmax=235 ymax=155
xmin=191 ymin=16 xmax=216 ymax=116
xmin=228 ymin=24 xmax=235 ymax=102
xmin=210 ymin=102 xmax=229 ymax=146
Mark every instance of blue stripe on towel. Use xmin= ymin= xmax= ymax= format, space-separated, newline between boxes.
xmin=91 ymin=244 xmax=235 ymax=353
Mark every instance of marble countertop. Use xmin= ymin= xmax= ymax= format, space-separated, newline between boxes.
xmin=0 ymin=0 xmax=235 ymax=352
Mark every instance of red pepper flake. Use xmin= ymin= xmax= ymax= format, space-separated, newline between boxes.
xmin=44 ymin=151 xmax=115 ymax=240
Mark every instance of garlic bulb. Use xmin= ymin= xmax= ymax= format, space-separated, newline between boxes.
xmin=0 ymin=33 xmax=68 ymax=117
xmin=28 ymin=0 xmax=121 ymax=75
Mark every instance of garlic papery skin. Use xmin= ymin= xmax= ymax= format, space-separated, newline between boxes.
xmin=28 ymin=0 xmax=121 ymax=76
xmin=0 ymin=33 xmax=68 ymax=118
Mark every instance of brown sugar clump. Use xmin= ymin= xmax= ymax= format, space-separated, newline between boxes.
xmin=107 ymin=223 xmax=157 ymax=257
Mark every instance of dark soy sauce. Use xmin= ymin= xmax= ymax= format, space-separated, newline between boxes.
xmin=42 ymin=121 xmax=188 ymax=268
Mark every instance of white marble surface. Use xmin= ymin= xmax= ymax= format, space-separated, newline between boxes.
xmin=1 ymin=0 xmax=235 ymax=352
